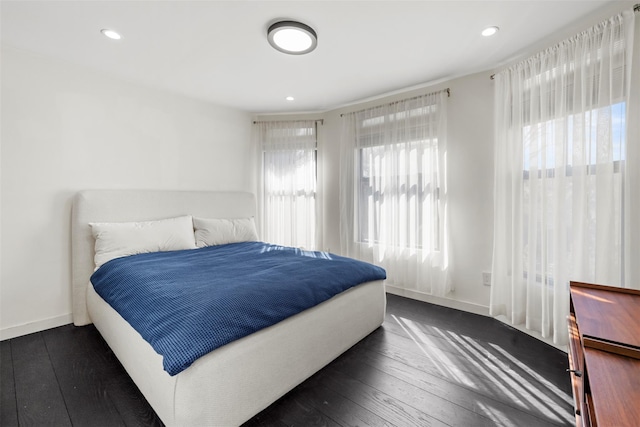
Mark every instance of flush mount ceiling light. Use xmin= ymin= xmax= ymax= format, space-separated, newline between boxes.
xmin=101 ymin=29 xmax=122 ymax=40
xmin=481 ymin=26 xmax=499 ymax=37
xmin=285 ymin=96 xmax=295 ymax=101
xmin=268 ymin=21 xmax=317 ymax=55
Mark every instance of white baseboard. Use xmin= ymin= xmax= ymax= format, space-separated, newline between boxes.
xmin=0 ymin=313 xmax=73 ymax=341
xmin=385 ymin=284 xmax=490 ymax=316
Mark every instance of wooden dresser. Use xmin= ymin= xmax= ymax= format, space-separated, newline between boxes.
xmin=567 ymin=281 xmax=640 ymax=427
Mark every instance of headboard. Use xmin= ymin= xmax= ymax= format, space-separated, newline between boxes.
xmin=71 ymin=190 xmax=256 ymax=326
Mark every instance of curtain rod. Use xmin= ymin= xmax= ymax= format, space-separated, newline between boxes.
xmin=491 ymin=5 xmax=640 ymax=81
xmin=252 ymin=119 xmax=324 ymax=125
xmin=339 ymin=88 xmax=450 ymax=118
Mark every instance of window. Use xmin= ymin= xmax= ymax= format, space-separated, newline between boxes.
xmin=523 ymin=102 xmax=626 ymax=178
xmin=355 ymin=104 xmax=442 ymax=251
xmin=257 ymin=121 xmax=317 ymax=249
xmin=521 ymin=101 xmax=627 ymax=286
xmin=491 ymin=10 xmax=634 ymax=345
xmin=340 ymin=90 xmax=450 ymax=296
xmin=357 ymin=138 xmax=440 ymax=251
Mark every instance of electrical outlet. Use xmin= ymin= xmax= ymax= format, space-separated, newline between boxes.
xmin=482 ymin=272 xmax=491 ymax=286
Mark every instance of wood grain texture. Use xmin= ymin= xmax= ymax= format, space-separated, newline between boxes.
xmin=1 ymin=340 xmax=18 ymax=427
xmin=352 ymin=336 xmax=566 ymax=426
xmin=327 ymin=349 xmax=496 ymax=427
xmin=569 ymin=282 xmax=640 ymax=427
xmin=582 ymin=336 xmax=640 ymax=359
xmin=10 ymin=333 xmax=72 ymax=427
xmin=316 ymin=364 xmax=448 ymax=427
xmin=42 ymin=324 xmax=163 ymax=427
xmin=583 ymin=348 xmax=640 ymax=426
xmin=42 ymin=325 xmax=125 ymax=427
xmin=570 ymin=283 xmax=640 ymax=349
xmin=296 ymin=374 xmax=392 ymax=427
xmin=566 ymin=314 xmax=583 ymax=421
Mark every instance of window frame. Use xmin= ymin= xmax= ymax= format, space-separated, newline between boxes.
xmin=353 ymin=105 xmax=442 ymax=251
xmin=260 ymin=122 xmax=318 ymax=249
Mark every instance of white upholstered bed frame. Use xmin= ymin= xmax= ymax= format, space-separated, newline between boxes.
xmin=71 ymin=190 xmax=386 ymax=426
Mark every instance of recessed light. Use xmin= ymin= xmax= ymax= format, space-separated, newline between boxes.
xmin=101 ymin=29 xmax=122 ymax=40
xmin=268 ymin=21 xmax=317 ymax=55
xmin=285 ymin=96 xmax=295 ymax=101
xmin=482 ymin=26 xmax=499 ymax=37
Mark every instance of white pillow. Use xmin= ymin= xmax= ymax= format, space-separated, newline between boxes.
xmin=193 ymin=217 xmax=258 ymax=248
xmin=90 ymin=215 xmax=196 ymax=269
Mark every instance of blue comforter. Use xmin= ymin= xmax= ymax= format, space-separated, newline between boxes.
xmin=90 ymin=242 xmax=386 ymax=376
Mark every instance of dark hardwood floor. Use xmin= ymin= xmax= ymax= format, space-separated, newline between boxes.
xmin=1 ymin=294 xmax=574 ymax=426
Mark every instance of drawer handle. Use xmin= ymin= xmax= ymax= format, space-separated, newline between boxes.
xmin=566 ymin=368 xmax=582 ymax=377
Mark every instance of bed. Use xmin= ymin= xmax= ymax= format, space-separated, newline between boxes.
xmin=71 ymin=190 xmax=386 ymax=426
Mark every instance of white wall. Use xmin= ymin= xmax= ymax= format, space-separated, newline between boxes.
xmin=445 ymin=73 xmax=494 ymax=309
xmin=0 ymin=47 xmax=253 ymax=339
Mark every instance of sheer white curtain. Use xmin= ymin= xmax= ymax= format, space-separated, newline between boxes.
xmin=340 ymin=90 xmax=450 ymax=296
xmin=491 ymin=10 xmax=636 ymax=345
xmin=255 ymin=120 xmax=317 ymax=249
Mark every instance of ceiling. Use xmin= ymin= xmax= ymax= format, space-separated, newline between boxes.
xmin=1 ymin=1 xmax=629 ymax=113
